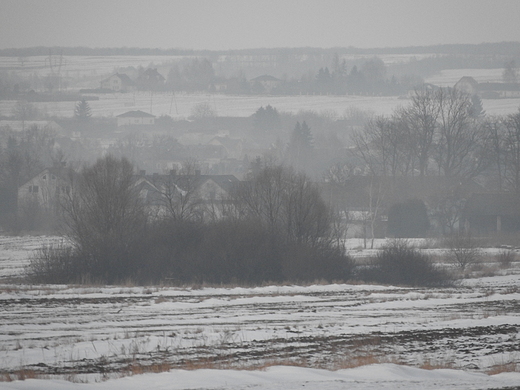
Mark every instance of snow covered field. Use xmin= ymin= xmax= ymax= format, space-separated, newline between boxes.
xmin=1 ymin=91 xmax=518 ymax=122
xmin=0 ymin=235 xmax=519 ymax=389
xmin=1 ymin=53 xmax=519 ymax=119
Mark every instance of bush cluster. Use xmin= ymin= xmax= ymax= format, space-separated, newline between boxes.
xmin=357 ymin=240 xmax=451 ymax=287
xmin=26 ymin=157 xmax=353 ymax=285
xmin=27 ymin=218 xmax=354 ymax=285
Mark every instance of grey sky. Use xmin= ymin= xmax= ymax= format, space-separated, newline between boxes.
xmin=1 ymin=0 xmax=519 ymax=50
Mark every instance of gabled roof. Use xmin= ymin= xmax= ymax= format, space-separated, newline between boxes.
xmin=19 ymin=166 xmax=76 ymax=188
xmin=116 ymin=110 xmax=155 ymax=118
xmin=102 ymin=73 xmax=135 ymax=85
xmin=143 ymin=173 xmax=239 ymax=194
xmin=209 ymin=136 xmax=243 ymax=150
xmin=455 ymin=76 xmax=478 ymax=86
xmin=139 ymin=68 xmax=165 ymax=81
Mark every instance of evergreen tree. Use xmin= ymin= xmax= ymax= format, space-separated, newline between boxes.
xmin=287 ymin=121 xmax=313 ymax=170
xmin=503 ymin=60 xmax=518 ymax=84
xmin=252 ymin=104 xmax=280 ymax=132
xmin=469 ymin=94 xmax=485 ymax=118
xmin=74 ymin=99 xmax=92 ymax=121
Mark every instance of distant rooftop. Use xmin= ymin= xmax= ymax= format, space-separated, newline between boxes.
xmin=116 ymin=110 xmax=155 ymax=118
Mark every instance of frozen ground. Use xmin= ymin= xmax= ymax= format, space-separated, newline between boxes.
xmin=0 ymin=236 xmax=519 ymax=389
xmin=2 ymin=365 xmax=520 ymax=390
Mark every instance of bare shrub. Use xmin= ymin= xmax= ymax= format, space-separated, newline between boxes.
xmin=496 ymin=249 xmax=516 ymax=268
xmin=26 ymin=243 xmax=76 ymax=284
xmin=445 ymin=233 xmax=483 ymax=271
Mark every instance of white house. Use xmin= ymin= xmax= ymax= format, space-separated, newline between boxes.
xmin=454 ymin=76 xmax=520 ymax=99
xmin=18 ymin=166 xmax=73 ymax=213
xmin=116 ymin=110 xmax=155 ymax=127
xmin=100 ymin=73 xmax=135 ymax=92
xmin=250 ymin=75 xmax=281 ymax=93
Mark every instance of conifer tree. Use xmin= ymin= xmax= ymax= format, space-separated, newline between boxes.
xmin=74 ymin=99 xmax=92 ymax=121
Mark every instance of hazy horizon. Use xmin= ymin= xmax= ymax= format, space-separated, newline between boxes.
xmin=1 ymin=0 xmax=520 ymax=51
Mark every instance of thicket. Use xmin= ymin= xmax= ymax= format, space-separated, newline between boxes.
xmin=357 ymin=240 xmax=451 ymax=287
xmin=27 ymin=158 xmax=353 ymax=285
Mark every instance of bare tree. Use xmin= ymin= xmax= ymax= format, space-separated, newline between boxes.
xmin=189 ymin=102 xmax=216 ymax=119
xmin=154 ymin=161 xmax=205 ymax=222
xmin=401 ymin=89 xmax=439 ymax=176
xmin=11 ymin=100 xmax=40 ymax=131
xmin=503 ymin=109 xmax=520 ymax=193
xmin=351 ymin=115 xmax=411 ymax=177
xmin=230 ymin=165 xmax=334 ymax=248
xmin=434 ymin=88 xmax=487 ymax=178
xmin=446 ymin=233 xmax=482 ymax=272
xmin=60 ymin=156 xmax=147 ymax=282
xmin=482 ymin=115 xmax=506 ymax=191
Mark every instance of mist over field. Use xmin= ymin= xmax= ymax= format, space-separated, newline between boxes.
xmin=2 ymin=1 xmax=520 ymax=387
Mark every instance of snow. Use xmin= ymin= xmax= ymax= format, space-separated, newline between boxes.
xmin=1 ymin=235 xmax=520 ymax=389
xmin=1 ymin=91 xmax=518 ymax=120
xmin=2 ymin=364 xmax=520 ymax=390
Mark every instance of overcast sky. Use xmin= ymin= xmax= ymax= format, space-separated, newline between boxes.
xmin=1 ymin=0 xmax=519 ymax=51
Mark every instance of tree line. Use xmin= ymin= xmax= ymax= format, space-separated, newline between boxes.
xmin=350 ymin=87 xmax=520 ymax=189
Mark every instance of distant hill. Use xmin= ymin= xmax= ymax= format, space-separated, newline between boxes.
xmin=1 ymin=42 xmax=519 ymax=57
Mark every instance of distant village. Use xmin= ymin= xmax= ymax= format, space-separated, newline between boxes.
xmin=1 ymin=48 xmax=520 ymax=241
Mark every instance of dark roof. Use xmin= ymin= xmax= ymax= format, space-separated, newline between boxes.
xmin=251 ymin=75 xmax=280 ymax=82
xmin=143 ymin=173 xmax=239 ymax=193
xmin=116 ymin=110 xmax=155 ymax=118
xmin=464 ymin=193 xmax=520 ymax=217
xmin=454 ymin=76 xmax=478 ymax=89
xmin=101 ymin=73 xmax=135 ymax=86
xmin=115 ymin=73 xmax=135 ymax=85
xmin=20 ymin=166 xmax=76 ymax=188
xmin=139 ymin=68 xmax=165 ymax=81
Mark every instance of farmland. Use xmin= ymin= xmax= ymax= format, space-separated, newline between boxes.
xmin=1 ymin=54 xmax=519 ymax=120
xmin=0 ymin=236 xmax=520 ymax=389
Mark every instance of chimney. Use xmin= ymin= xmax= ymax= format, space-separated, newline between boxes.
xmin=169 ymin=169 xmax=177 ymax=177
xmin=140 ymin=170 xmax=146 ymax=176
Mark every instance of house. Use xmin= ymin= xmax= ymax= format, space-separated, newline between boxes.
xmin=249 ymin=75 xmax=281 ymax=93
xmin=136 ymin=68 xmax=165 ymax=90
xmin=454 ymin=76 xmax=520 ymax=99
xmin=463 ymin=193 xmax=520 ymax=234
xmin=116 ymin=110 xmax=155 ymax=127
xmin=454 ymin=76 xmax=479 ymax=95
xmin=100 ymin=73 xmax=135 ymax=92
xmin=139 ymin=171 xmax=240 ymax=220
xmin=208 ymin=136 xmax=244 ymax=159
xmin=18 ymin=165 xmax=74 ymax=213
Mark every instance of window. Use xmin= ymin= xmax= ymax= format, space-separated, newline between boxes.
xmin=42 ymin=175 xmax=47 ymax=180
xmin=29 ymin=185 xmax=39 ymax=193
